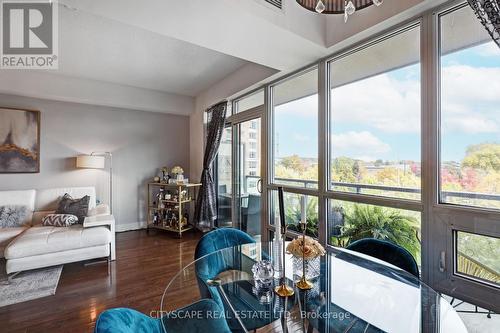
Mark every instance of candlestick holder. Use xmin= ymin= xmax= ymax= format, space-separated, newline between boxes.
xmin=274 ymin=187 xmax=294 ymax=298
xmin=296 ymin=221 xmax=313 ymax=290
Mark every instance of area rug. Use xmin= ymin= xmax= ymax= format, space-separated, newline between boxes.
xmin=0 ymin=260 xmax=63 ymax=307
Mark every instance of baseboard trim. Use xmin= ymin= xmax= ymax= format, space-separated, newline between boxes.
xmin=116 ymin=222 xmax=147 ymax=232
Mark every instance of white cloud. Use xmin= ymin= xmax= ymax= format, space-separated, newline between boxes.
xmin=472 ymin=42 xmax=500 ymax=58
xmin=275 ymin=61 xmax=500 ymax=136
xmin=441 ymin=65 xmax=500 ymax=134
xmin=332 ymin=131 xmax=390 ymax=161
xmin=332 ymin=73 xmax=421 ymax=133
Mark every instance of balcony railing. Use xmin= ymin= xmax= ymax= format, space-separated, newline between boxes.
xmin=243 ymin=176 xmax=500 ymax=203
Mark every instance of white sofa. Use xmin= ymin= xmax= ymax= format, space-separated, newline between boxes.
xmin=0 ymin=187 xmax=115 ymax=276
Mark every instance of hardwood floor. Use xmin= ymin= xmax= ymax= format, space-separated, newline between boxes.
xmin=1 ymin=230 xmax=202 ymax=333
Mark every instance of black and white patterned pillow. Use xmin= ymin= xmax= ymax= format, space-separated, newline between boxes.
xmin=55 ymin=193 xmax=90 ymax=223
xmin=42 ymin=214 xmax=79 ymax=227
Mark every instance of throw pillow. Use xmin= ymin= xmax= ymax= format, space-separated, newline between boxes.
xmin=42 ymin=214 xmax=79 ymax=227
xmin=55 ymin=193 xmax=90 ymax=223
xmin=0 ymin=205 xmax=28 ymax=227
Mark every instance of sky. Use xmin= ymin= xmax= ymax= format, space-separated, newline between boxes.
xmin=274 ymin=42 xmax=500 ymax=163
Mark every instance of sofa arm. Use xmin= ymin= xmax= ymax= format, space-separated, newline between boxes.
xmin=88 ymin=204 xmax=110 ymax=217
xmin=83 ymin=214 xmax=114 ymax=228
xmin=83 ymin=214 xmax=116 ymax=261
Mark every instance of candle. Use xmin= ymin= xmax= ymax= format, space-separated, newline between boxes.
xmin=275 ymin=214 xmax=281 ymax=241
xmin=301 ymin=195 xmax=307 ymax=225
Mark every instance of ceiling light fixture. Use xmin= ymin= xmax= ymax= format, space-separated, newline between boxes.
xmin=297 ymin=0 xmax=383 ymax=22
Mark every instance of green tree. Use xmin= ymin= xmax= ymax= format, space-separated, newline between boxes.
xmin=280 ymin=155 xmax=306 ymax=173
xmin=331 ymin=157 xmax=364 ymax=183
xmin=462 ymin=143 xmax=500 ymax=171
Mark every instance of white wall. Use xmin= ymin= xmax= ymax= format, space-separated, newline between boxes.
xmin=0 ymin=94 xmax=190 ymax=231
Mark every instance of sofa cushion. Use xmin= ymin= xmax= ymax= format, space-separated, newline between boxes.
xmin=0 ymin=227 xmax=28 ymax=258
xmin=35 ymin=187 xmax=96 ymax=212
xmin=0 ymin=190 xmax=35 ymax=226
xmin=42 ymin=214 xmax=79 ymax=227
xmin=0 ymin=205 xmax=29 ymax=227
xmin=55 ymin=193 xmax=90 ymax=223
xmin=4 ymin=225 xmax=111 ymax=259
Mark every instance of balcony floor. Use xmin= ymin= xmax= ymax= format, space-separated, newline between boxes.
xmin=443 ymin=295 xmax=499 ymax=333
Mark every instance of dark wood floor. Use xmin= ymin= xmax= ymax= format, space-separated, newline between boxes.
xmin=1 ymin=230 xmax=202 ymax=333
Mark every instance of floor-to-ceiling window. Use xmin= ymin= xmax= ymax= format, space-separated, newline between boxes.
xmin=435 ymin=3 xmax=500 ymax=292
xmin=270 ymin=68 xmax=320 ymax=238
xmin=215 ymin=0 xmax=500 ymax=312
xmin=327 ymin=24 xmax=422 ymax=263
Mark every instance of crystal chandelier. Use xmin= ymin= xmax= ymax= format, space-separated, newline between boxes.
xmin=296 ymin=0 xmax=383 ymax=22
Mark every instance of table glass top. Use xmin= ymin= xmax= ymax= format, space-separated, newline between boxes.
xmin=160 ymin=241 xmax=467 ymax=333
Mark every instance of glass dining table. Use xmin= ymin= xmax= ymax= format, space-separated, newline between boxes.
xmin=160 ymin=241 xmax=467 ymax=333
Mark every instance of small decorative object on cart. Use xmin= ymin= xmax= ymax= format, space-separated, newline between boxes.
xmin=161 ymin=167 xmax=170 ymax=183
xmin=153 ymin=176 xmax=161 ymax=183
xmin=180 ymin=190 xmax=188 ymax=200
xmin=171 ymin=166 xmax=184 ymax=183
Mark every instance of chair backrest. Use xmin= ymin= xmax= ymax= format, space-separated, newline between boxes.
xmin=194 ymin=228 xmax=255 ymax=306
xmin=346 ymin=238 xmax=420 ymax=278
xmin=218 ymin=184 xmax=227 ymax=194
xmin=195 ymin=227 xmax=255 ymax=260
xmin=246 ymin=194 xmax=261 ymax=215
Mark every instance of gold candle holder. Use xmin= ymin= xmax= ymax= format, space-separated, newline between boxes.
xmin=296 ymin=221 xmax=313 ymax=290
xmin=274 ymin=223 xmax=294 ymax=297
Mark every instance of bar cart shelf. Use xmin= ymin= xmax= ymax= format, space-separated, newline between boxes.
xmin=147 ymin=182 xmax=201 ymax=238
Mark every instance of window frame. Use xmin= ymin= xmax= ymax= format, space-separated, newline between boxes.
xmin=214 ymin=0 xmax=500 ymax=312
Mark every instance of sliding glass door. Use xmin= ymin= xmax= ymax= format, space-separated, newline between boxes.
xmin=235 ymin=117 xmax=263 ymax=239
xmin=216 ymin=91 xmax=264 ymax=240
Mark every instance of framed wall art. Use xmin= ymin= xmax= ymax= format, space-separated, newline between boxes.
xmin=0 ymin=108 xmax=40 ymax=173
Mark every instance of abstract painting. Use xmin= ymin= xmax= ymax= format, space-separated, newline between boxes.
xmin=0 ymin=108 xmax=40 ymax=173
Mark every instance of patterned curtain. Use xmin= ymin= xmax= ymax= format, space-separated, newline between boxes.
xmin=195 ymin=101 xmax=228 ymax=232
xmin=467 ymin=0 xmax=500 ymax=47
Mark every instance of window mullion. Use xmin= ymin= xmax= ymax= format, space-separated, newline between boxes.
xmin=318 ymin=59 xmax=329 ymax=247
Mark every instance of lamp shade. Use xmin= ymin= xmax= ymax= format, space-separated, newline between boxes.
xmin=76 ymin=155 xmax=105 ymax=169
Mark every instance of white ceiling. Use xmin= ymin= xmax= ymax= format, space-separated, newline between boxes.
xmin=1 ymin=0 xmax=452 ymax=115
xmin=57 ymin=5 xmax=248 ymax=97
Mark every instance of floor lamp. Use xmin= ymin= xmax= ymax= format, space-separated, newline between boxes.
xmin=76 ymin=152 xmax=113 ymax=214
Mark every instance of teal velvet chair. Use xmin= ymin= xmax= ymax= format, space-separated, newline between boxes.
xmin=194 ymin=228 xmax=255 ymax=305
xmin=194 ymin=228 xmax=258 ymax=332
xmin=94 ymin=299 xmax=231 ymax=333
xmin=347 ymin=238 xmax=420 ymax=278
